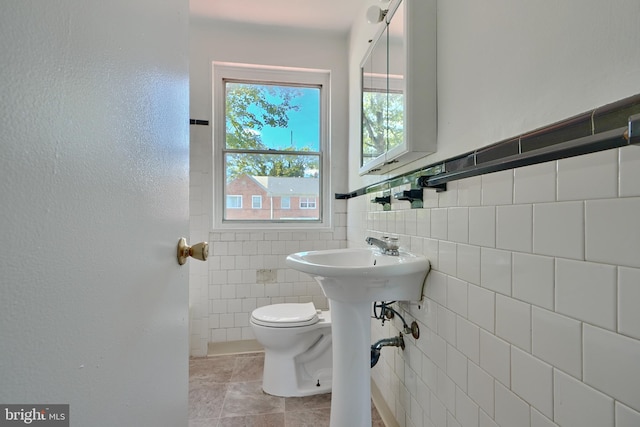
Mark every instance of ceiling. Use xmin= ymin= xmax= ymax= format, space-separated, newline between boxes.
xmin=189 ymin=0 xmax=369 ymax=34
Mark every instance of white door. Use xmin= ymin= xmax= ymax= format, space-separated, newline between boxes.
xmin=0 ymin=1 xmax=190 ymax=426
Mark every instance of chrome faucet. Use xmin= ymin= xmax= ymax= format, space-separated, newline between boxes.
xmin=365 ymin=236 xmax=400 ymax=256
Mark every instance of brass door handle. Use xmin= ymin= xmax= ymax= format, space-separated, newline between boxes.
xmin=177 ymin=238 xmax=209 ymax=265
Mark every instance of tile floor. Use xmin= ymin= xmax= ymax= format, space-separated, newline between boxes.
xmin=189 ymin=352 xmax=385 ymax=426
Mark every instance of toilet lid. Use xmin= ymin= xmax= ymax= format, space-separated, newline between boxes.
xmin=251 ymin=302 xmax=319 ymax=328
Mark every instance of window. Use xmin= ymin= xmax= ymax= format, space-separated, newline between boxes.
xmin=227 ymin=195 xmax=242 ymax=209
xmin=213 ymin=63 xmax=329 ymax=227
xmin=252 ymin=195 xmax=262 ymax=209
xmin=300 ymin=197 xmax=316 ymax=209
xmin=281 ymin=196 xmax=291 ymax=209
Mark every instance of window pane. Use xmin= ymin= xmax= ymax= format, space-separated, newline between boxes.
xmin=224 ymin=152 xmax=319 ymax=182
xmin=224 ymin=153 xmax=320 ymax=221
xmin=226 ymin=195 xmax=242 ymax=209
xmin=217 ymin=66 xmax=326 ymax=226
xmin=225 ymin=82 xmax=320 ymax=152
xmin=300 ymin=197 xmax=316 ymax=209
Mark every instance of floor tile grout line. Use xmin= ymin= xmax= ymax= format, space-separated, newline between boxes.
xmin=192 ymin=352 xmax=385 ymax=426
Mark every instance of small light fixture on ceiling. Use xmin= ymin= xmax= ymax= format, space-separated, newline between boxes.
xmin=366 ymin=0 xmax=391 ymax=24
xmin=366 ymin=5 xmax=388 ymax=24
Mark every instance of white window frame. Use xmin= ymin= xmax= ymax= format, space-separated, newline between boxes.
xmin=251 ymin=195 xmax=262 ymax=209
xmin=299 ymin=197 xmax=317 ymax=209
xmin=226 ymin=195 xmax=242 ymax=209
xmin=212 ymin=62 xmax=331 ymax=230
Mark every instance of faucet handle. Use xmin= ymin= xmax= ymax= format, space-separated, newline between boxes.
xmin=385 ymin=237 xmax=400 ymax=255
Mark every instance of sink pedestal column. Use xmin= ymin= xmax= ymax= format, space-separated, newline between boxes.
xmin=329 ymin=299 xmax=372 ymax=427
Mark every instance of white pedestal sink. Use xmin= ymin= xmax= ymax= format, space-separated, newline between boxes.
xmin=286 ymin=247 xmax=430 ymax=427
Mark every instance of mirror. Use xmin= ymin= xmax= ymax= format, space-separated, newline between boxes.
xmin=360 ymin=0 xmax=406 ymax=171
xmin=360 ymin=0 xmax=437 ymax=175
xmin=361 ymin=23 xmax=389 ymax=167
xmin=385 ymin=0 xmax=405 ymax=155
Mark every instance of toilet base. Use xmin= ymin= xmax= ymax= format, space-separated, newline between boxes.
xmin=261 ymin=334 xmax=333 ymax=397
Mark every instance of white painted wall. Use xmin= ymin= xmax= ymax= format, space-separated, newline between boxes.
xmin=0 ymin=0 xmax=190 ymax=425
xmin=345 ymin=1 xmax=640 ymax=426
xmin=348 ymin=0 xmax=640 ymax=189
xmin=188 ymin=19 xmax=350 ymax=354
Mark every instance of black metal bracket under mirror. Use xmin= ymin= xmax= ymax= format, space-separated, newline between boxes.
xmin=394 ymin=189 xmax=424 ymax=208
xmin=371 ymin=194 xmax=391 ymax=211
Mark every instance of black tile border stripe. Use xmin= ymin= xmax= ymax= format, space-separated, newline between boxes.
xmin=335 ymin=93 xmax=640 ymax=200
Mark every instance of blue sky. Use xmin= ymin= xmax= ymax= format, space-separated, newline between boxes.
xmin=256 ymin=87 xmax=320 ymax=151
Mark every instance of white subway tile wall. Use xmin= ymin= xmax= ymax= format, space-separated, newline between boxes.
xmin=616 ymin=401 xmax=640 ymax=427
xmin=495 ymin=294 xmax=531 ymax=352
xmin=204 ymin=227 xmax=345 ymax=344
xmin=557 ymin=149 xmax=618 ymax=201
xmin=583 ymin=325 xmax=640 ymax=411
xmin=533 ymin=201 xmax=584 ymax=259
xmin=495 ymin=381 xmax=531 ymax=427
xmin=511 ymin=346 xmax=553 ymax=419
xmin=468 ymin=360 xmax=494 ymax=417
xmin=512 ymin=253 xmax=555 ymax=310
xmin=531 ymin=307 xmax=582 ymax=379
xmin=456 ymin=389 xmax=480 ymax=427
xmin=618 ymin=267 xmax=640 ymax=340
xmin=479 ymin=329 xmax=511 ymax=387
xmin=554 ymin=369 xmax=614 ymax=427
xmin=456 ymin=244 xmax=480 ymax=285
xmin=585 ymin=198 xmax=640 ymax=268
xmin=188 ymin=128 xmax=348 ymax=355
xmin=513 ymin=161 xmax=557 ymax=204
xmin=619 ymin=145 xmax=640 ymax=197
xmin=347 ymin=146 xmax=640 ymax=427
xmin=480 ymin=247 xmax=512 ymax=295
xmin=469 ymin=206 xmax=496 ymax=247
xmin=496 ymin=204 xmax=532 ymax=253
xmin=447 ymin=207 xmax=469 ymax=243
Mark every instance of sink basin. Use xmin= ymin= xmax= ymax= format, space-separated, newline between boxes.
xmin=286 ymin=246 xmax=431 ymax=426
xmin=286 ymin=247 xmax=430 ymax=303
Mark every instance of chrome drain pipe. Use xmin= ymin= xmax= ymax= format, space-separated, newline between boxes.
xmin=370 ymin=333 xmax=405 ymax=368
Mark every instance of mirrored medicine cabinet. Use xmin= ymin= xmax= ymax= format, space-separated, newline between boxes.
xmin=360 ymin=0 xmax=437 ymax=175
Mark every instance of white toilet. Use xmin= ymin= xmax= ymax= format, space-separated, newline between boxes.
xmin=250 ymin=302 xmax=332 ymax=397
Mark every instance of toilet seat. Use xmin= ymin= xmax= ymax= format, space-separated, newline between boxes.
xmin=251 ymin=302 xmax=319 ymax=328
